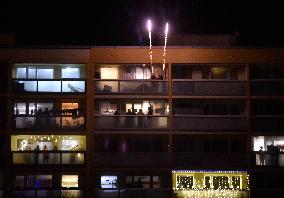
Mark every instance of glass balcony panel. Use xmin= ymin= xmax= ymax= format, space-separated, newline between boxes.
xmin=37 ymin=153 xmax=60 ymax=164
xmin=93 ymin=152 xmax=168 ymax=167
xmin=94 ymin=116 xmax=167 ymax=129
xmin=254 ymin=152 xmax=284 ymax=166
xmin=251 ymin=81 xmax=284 ymax=96
xmin=94 ymin=80 xmax=168 ymax=94
xmin=173 ymin=152 xmax=247 ymax=167
xmin=12 ymin=151 xmax=84 ymax=165
xmin=173 ymin=81 xmax=246 ymax=96
xmin=62 ymin=81 xmax=85 ymax=92
xmin=252 ymin=116 xmax=284 ymax=132
xmin=173 ymin=116 xmax=247 ymax=132
xmin=14 ymin=116 xmax=85 ymax=131
xmin=12 ymin=190 xmax=35 ymax=198
xmin=61 ymin=116 xmax=85 ymax=130
xmin=61 ymin=190 xmax=83 ymax=198
xmin=13 ymin=80 xmax=37 ymax=92
xmin=13 ymin=152 xmax=35 ymax=164
xmin=95 ymin=189 xmax=171 ymax=198
xmin=61 ymin=152 xmax=85 ymax=165
xmin=37 ymin=190 xmax=58 ymax=198
xmin=38 ymin=81 xmax=61 ymax=92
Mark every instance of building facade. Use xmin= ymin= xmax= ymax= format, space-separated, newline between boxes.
xmin=0 ymin=46 xmax=284 ymax=198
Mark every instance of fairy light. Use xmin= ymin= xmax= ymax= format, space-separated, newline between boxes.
xmin=162 ymin=22 xmax=168 ymax=71
xmin=173 ymin=170 xmax=250 ymax=198
xmin=147 ymin=19 xmax=153 ymax=73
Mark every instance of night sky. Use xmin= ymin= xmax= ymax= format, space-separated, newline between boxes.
xmin=1 ymin=0 xmax=284 ymax=46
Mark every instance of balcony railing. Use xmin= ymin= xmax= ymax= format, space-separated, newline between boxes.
xmin=173 ymin=80 xmax=247 ymax=96
xmin=95 ymin=189 xmax=171 ymax=198
xmin=253 ymin=151 xmax=284 ymax=166
xmin=14 ymin=115 xmax=85 ymax=131
xmin=94 ymin=115 xmax=168 ymax=130
xmin=173 ymin=115 xmax=247 ymax=132
xmin=93 ymin=152 xmax=168 ymax=167
xmin=12 ymin=151 xmax=85 ymax=165
xmin=12 ymin=189 xmax=84 ymax=198
xmin=94 ymin=80 xmax=168 ymax=94
xmin=173 ymin=152 xmax=248 ymax=167
xmin=252 ymin=116 xmax=284 ymax=132
xmin=12 ymin=79 xmax=86 ymax=93
xmin=251 ymin=80 xmax=284 ymax=96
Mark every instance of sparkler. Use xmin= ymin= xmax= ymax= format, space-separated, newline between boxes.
xmin=147 ymin=19 xmax=153 ymax=73
xmin=162 ymin=22 xmax=169 ymax=71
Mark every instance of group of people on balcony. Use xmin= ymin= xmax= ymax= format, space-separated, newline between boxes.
xmin=15 ymin=107 xmax=84 ymax=129
xmin=21 ymin=144 xmax=79 ymax=165
xmin=258 ymin=144 xmax=281 ymax=166
xmin=113 ymin=106 xmax=153 ymax=128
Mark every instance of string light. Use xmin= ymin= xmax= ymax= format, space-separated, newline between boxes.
xmin=162 ymin=22 xmax=168 ymax=71
xmin=147 ymin=19 xmax=153 ymax=73
xmin=173 ymin=170 xmax=250 ymax=198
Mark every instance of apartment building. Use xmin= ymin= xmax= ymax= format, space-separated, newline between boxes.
xmin=0 ymin=46 xmax=284 ymax=198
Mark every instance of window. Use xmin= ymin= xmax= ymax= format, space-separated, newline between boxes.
xmin=62 ymin=67 xmax=80 ymax=78
xmin=35 ymin=175 xmax=52 ymax=188
xmin=61 ymin=175 xmax=78 ymax=188
xmin=176 ymin=175 xmax=194 ymax=189
xmin=101 ymin=176 xmax=117 ymax=188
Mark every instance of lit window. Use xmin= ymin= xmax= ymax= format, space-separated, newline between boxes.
xmin=62 ymin=175 xmax=78 ymax=188
xmin=101 ymin=176 xmax=117 ymax=188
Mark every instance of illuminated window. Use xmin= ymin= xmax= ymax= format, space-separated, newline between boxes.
xmin=176 ymin=175 xmax=194 ymax=189
xmin=62 ymin=175 xmax=78 ymax=188
xmin=101 ymin=176 xmax=117 ymax=189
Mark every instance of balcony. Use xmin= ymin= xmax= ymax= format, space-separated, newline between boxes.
xmin=173 ymin=80 xmax=246 ymax=96
xmin=252 ymin=116 xmax=284 ymax=132
xmin=12 ymin=151 xmax=85 ymax=166
xmin=14 ymin=115 xmax=85 ymax=131
xmin=173 ymin=115 xmax=247 ymax=132
xmin=173 ymin=152 xmax=248 ymax=168
xmin=12 ymin=79 xmax=86 ymax=93
xmin=95 ymin=189 xmax=171 ymax=198
xmin=12 ymin=189 xmax=84 ymax=198
xmin=251 ymin=80 xmax=284 ymax=96
xmin=253 ymin=151 xmax=284 ymax=166
xmin=94 ymin=80 xmax=168 ymax=94
xmin=93 ymin=152 xmax=168 ymax=167
xmin=94 ymin=115 xmax=168 ymax=130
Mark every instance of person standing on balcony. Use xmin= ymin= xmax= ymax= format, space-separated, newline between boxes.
xmin=125 ymin=109 xmax=132 ymax=128
xmin=147 ymin=106 xmax=153 ymax=128
xmin=259 ymin=146 xmax=265 ymax=165
xmin=114 ymin=108 xmax=121 ymax=128
xmin=43 ymin=145 xmax=49 ymax=164
xmin=137 ymin=109 xmax=145 ymax=128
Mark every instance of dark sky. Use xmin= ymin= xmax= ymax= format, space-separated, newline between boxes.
xmin=1 ymin=0 xmax=284 ymax=46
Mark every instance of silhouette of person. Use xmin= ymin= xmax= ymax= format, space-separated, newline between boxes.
xmin=259 ymin=146 xmax=265 ymax=165
xmin=43 ymin=145 xmax=49 ymax=164
xmin=146 ymin=106 xmax=153 ymax=128
xmin=137 ymin=109 xmax=145 ymax=128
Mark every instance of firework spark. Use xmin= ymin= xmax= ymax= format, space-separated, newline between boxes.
xmin=162 ymin=22 xmax=169 ymax=71
xmin=147 ymin=19 xmax=153 ymax=73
